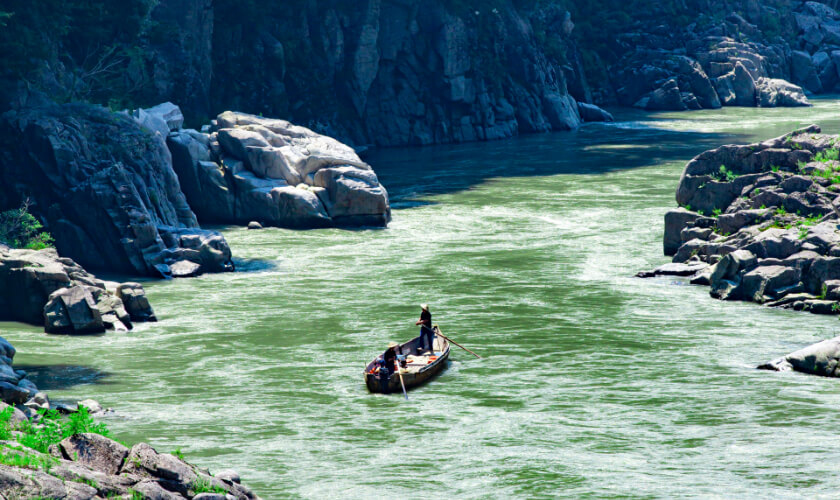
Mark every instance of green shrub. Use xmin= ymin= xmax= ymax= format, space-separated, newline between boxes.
xmin=0 ymin=200 xmax=54 ymax=250
xmin=16 ymin=406 xmax=108 ymax=454
xmin=191 ymin=478 xmax=227 ymax=495
xmin=815 ymin=149 xmax=840 ymax=163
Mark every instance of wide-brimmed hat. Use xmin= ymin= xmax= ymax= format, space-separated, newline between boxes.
xmin=388 ymin=341 xmax=399 ymax=348
xmin=420 ymin=303 xmax=429 ymax=311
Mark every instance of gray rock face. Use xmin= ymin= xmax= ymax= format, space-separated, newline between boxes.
xmin=0 ymin=101 xmax=233 ymax=277
xmin=170 ymin=112 xmax=391 ymax=228
xmin=209 ymin=1 xmax=591 ymax=147
xmin=0 ymin=247 xmax=155 ymax=333
xmin=60 ymin=433 xmax=129 ymax=475
xmin=663 ymin=125 xmax=840 ymax=315
xmin=0 ymin=335 xmax=39 ymax=406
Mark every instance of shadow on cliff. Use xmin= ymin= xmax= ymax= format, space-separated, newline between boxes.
xmin=367 ymin=118 xmax=750 ymax=207
xmin=15 ymin=364 xmax=112 ymax=391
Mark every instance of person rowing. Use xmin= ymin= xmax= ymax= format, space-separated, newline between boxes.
xmin=415 ymin=303 xmax=434 ymax=354
xmin=378 ymin=341 xmax=399 ymax=394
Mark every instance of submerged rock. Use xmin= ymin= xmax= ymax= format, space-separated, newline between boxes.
xmin=635 ymin=262 xmax=709 ymax=278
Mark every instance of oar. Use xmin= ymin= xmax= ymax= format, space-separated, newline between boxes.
xmin=434 ymin=325 xmax=482 ymax=359
xmin=396 ymin=358 xmax=408 ymax=400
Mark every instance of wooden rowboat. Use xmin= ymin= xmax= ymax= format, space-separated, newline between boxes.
xmin=364 ymin=326 xmax=450 ymax=393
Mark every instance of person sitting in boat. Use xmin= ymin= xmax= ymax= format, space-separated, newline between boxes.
xmin=378 ymin=341 xmax=399 ymax=394
xmin=415 ymin=303 xmax=434 ymax=353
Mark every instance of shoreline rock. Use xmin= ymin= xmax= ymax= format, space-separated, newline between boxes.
xmin=0 ymin=100 xmax=234 ymax=279
xmin=641 ymin=125 xmax=840 ymax=316
xmin=0 ymin=247 xmax=155 ymax=334
xmin=0 ymin=335 xmax=262 ymax=499
xmin=759 ymin=336 xmax=840 ymax=378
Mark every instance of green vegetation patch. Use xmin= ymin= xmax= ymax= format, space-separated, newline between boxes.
xmin=714 ymin=165 xmax=737 ymax=182
xmin=0 ymin=404 xmax=108 ymax=458
xmin=0 ymin=201 xmax=54 ymax=250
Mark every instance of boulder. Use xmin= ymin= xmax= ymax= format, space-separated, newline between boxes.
xmin=730 ymin=61 xmax=756 ymax=106
xmin=24 ymin=391 xmax=49 ymax=411
xmin=60 ymin=433 xmax=129 ymax=475
xmin=143 ymin=102 xmax=185 ymax=131
xmin=716 ymin=209 xmax=770 ymax=235
xmin=116 ymin=283 xmax=157 ymax=322
xmin=0 ymin=402 xmax=28 ymax=425
xmin=577 ymin=102 xmax=614 ymax=122
xmin=169 ymin=260 xmax=202 ymax=278
xmin=755 ymin=78 xmax=810 ymax=107
xmin=676 ymin=56 xmax=721 ymax=109
xmin=0 ymin=381 xmax=31 ymax=405
xmin=43 ymin=286 xmax=104 ymax=334
xmin=739 ymin=265 xmax=801 ymax=301
xmin=542 ymin=93 xmax=582 ymax=130
xmin=644 ymin=78 xmax=687 ymax=111
xmin=0 ymin=464 xmax=98 ymax=499
xmin=759 ymin=336 xmax=840 ymax=376
xmin=710 ymin=249 xmax=757 ymax=286
xmin=49 ymin=461 xmax=141 ymax=497
xmin=167 ymin=130 xmax=236 ymax=223
xmin=247 ymin=221 xmax=263 ymax=230
xmin=132 ymin=479 xmax=186 ymax=500
xmin=122 ymin=443 xmax=198 ymax=488
xmin=791 ymin=50 xmax=823 ymax=94
xmin=664 ymin=209 xmax=703 ymax=256
xmin=635 ymin=262 xmax=709 ymax=278
xmin=171 ymin=112 xmax=391 ymax=229
xmin=215 ymin=469 xmax=241 ymax=484
xmin=77 ymin=399 xmax=103 ymax=414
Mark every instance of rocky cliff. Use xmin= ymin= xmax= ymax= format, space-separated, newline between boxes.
xmin=0 ymin=97 xmax=233 ymax=278
xmin=589 ymin=1 xmax=840 ymax=110
xmin=1 ymin=0 xmax=837 ymax=149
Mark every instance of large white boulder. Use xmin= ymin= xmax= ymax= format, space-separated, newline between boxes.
xmin=170 ymin=111 xmax=391 ymax=228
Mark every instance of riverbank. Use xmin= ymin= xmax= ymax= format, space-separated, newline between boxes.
xmin=0 ymin=332 xmax=261 ymax=499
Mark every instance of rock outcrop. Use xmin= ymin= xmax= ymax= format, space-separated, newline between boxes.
xmin=0 ymin=437 xmax=261 ymax=499
xmin=614 ymin=33 xmax=812 ymax=111
xmin=0 ymin=246 xmax=155 ymax=333
xmin=169 ymin=111 xmax=391 ymax=228
xmin=0 ymin=334 xmax=40 ymax=405
xmin=759 ymin=335 xmax=840 ymax=377
xmin=643 ymin=125 xmax=840 ymax=316
xmin=0 ymin=99 xmax=233 ymax=278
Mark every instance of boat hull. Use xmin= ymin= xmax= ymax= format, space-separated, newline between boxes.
xmin=364 ymin=328 xmax=450 ymax=393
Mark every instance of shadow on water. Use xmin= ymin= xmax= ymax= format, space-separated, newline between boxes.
xmin=232 ymin=258 xmax=278 ymax=273
xmin=366 ymin=113 xmax=750 ymax=205
xmin=16 ymin=364 xmax=112 ymax=391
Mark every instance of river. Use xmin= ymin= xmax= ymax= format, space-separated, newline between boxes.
xmin=3 ymin=100 xmax=840 ymax=498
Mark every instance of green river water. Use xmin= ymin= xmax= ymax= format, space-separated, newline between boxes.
xmin=3 ymin=100 xmax=840 ymax=498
